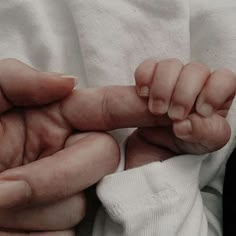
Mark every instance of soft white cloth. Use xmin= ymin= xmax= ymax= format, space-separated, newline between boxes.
xmin=0 ymin=1 xmax=236 ymax=235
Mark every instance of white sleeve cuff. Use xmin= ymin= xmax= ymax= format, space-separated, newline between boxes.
xmin=97 ymin=153 xmax=207 ymax=216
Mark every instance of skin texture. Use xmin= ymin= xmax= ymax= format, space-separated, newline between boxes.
xmin=0 ymin=58 xmax=235 ymax=234
xmin=0 ymin=59 xmax=120 ymax=235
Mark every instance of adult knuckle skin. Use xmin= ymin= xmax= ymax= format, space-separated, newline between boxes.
xmin=101 ymin=87 xmax=117 ymax=130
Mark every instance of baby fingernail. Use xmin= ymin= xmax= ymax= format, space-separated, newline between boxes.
xmin=168 ymin=105 xmax=186 ymax=120
xmin=175 ymin=119 xmax=192 ymax=138
xmin=139 ymin=86 xmax=149 ymax=97
xmin=198 ymin=103 xmax=213 ymax=117
xmin=149 ymin=99 xmax=167 ymax=114
xmin=0 ymin=180 xmax=32 ymax=208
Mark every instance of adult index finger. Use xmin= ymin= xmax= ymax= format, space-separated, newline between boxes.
xmin=60 ymin=85 xmax=171 ymax=131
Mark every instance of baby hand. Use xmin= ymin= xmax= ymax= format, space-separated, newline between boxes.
xmin=125 ymin=59 xmax=235 ymax=169
xmin=135 ymin=58 xmax=235 ymax=119
xmin=136 ymin=58 xmax=235 ymax=151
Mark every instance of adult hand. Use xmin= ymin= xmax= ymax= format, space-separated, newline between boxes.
xmin=0 ymin=59 xmax=119 ymax=234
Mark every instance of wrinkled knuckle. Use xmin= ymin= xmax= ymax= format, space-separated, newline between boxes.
xmin=185 ymin=62 xmax=211 ymax=75
xmin=101 ymin=87 xmax=115 ymax=129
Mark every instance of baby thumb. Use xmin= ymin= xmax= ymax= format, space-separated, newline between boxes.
xmin=173 ymin=113 xmax=231 ymax=153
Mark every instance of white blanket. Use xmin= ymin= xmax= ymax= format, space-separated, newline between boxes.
xmin=0 ymin=0 xmax=236 ymax=235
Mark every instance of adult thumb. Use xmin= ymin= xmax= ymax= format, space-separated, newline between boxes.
xmin=0 ymin=59 xmax=75 ymax=113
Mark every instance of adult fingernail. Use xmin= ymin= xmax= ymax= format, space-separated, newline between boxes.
xmin=0 ymin=180 xmax=32 ymax=208
xmin=44 ymin=72 xmax=78 ymax=86
xmin=60 ymin=75 xmax=79 ymax=85
xmin=59 ymin=74 xmax=79 ymax=80
xmin=174 ymin=119 xmax=192 ymax=139
xmin=198 ymin=103 xmax=213 ymax=117
xmin=149 ymin=99 xmax=167 ymax=114
xmin=168 ymin=104 xmax=186 ymax=120
xmin=139 ymin=86 xmax=149 ymax=97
